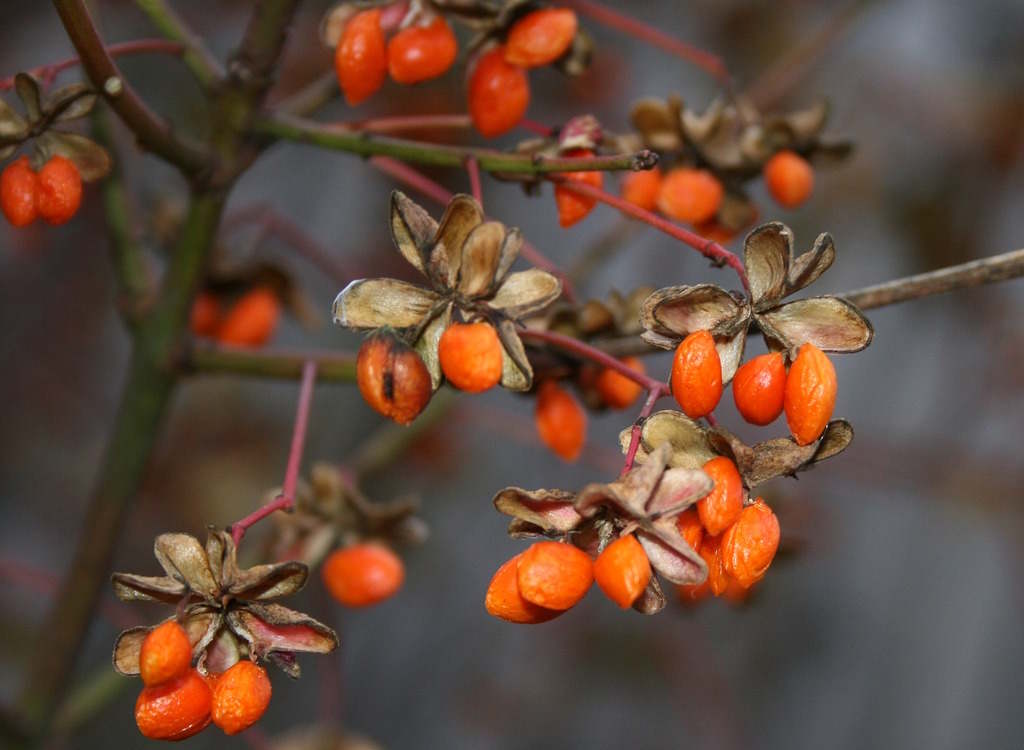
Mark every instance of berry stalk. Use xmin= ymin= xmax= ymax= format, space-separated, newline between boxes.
xmin=620 ymin=387 xmax=665 ymax=477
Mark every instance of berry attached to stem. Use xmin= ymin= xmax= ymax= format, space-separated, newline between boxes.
xmin=535 ymin=380 xmax=587 ymax=461
xmin=721 ymin=498 xmax=780 ymax=588
xmin=36 ymin=155 xmax=82 ymax=226
xmin=1 ymin=156 xmax=39 ymax=227
xmin=554 ymin=148 xmax=603 ymax=227
xmin=657 ymin=167 xmax=723 ymax=225
xmin=216 ymin=287 xmax=280 ymax=347
xmin=516 ymin=540 xmax=593 ymax=610
xmin=134 ymin=669 xmax=212 ymax=741
xmin=468 ymin=46 xmax=530 ymax=137
xmin=139 ymin=620 xmax=193 ymax=687
xmin=322 ymin=543 xmax=405 ymax=607
xmin=696 ymin=456 xmax=743 ymax=536
xmin=356 ymin=331 xmax=433 ymax=424
xmin=732 ymin=352 xmax=786 ymax=426
xmin=210 ymin=660 xmax=272 ymax=736
xmin=620 ymin=166 xmax=662 ymax=212
xmin=593 ymin=533 xmax=651 ymax=608
xmin=784 ymin=342 xmax=836 ymax=445
xmin=387 ymin=17 xmax=458 ymax=84
xmin=670 ymin=330 xmax=723 ymax=419
xmin=504 ymin=8 xmax=579 ymax=68
xmin=335 ymin=9 xmax=387 ymax=105
xmin=764 ymin=150 xmax=814 ymax=209
xmin=594 ymin=355 xmax=645 ymax=409
xmin=438 ymin=321 xmax=504 ymax=392
xmin=485 ymin=553 xmax=563 ymax=624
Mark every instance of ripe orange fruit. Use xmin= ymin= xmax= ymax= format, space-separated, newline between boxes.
xmin=722 ymin=577 xmax=754 ymax=603
xmin=387 ymin=17 xmax=458 ymax=84
xmin=504 ymin=8 xmax=578 ymax=67
xmin=485 ymin=553 xmax=563 ymax=624
xmin=657 ymin=167 xmax=723 ymax=225
xmin=721 ymin=498 xmax=780 ymax=588
xmin=36 ymin=156 xmax=82 ymax=226
xmin=190 ymin=292 xmax=221 ymax=338
xmin=670 ymin=330 xmax=723 ymax=419
xmin=594 ymin=356 xmax=645 ymax=409
xmin=764 ymin=150 xmax=814 ymax=209
xmin=674 ymin=507 xmax=704 ymax=553
xmin=516 ymin=540 xmax=593 ymax=610
xmin=468 ymin=45 xmax=530 ymax=137
xmin=784 ymin=342 xmax=836 ymax=445
xmin=334 ymin=9 xmax=387 ymax=105
xmin=593 ymin=534 xmax=651 ymax=608
xmin=554 ymin=148 xmax=603 ymax=227
xmin=357 ymin=331 xmax=432 ymax=424
xmin=216 ymin=287 xmax=280 ymax=347
xmin=732 ymin=352 xmax=786 ymax=425
xmin=620 ymin=167 xmax=662 ymax=212
xmin=135 ymin=669 xmax=212 ymax=741
xmin=698 ymin=533 xmax=729 ymax=596
xmin=534 ymin=380 xmax=587 ymax=462
xmin=139 ymin=620 xmax=193 ymax=687
xmin=697 ymin=456 xmax=744 ymax=536
xmin=210 ymin=660 xmax=272 ymax=736
xmin=1 ymin=156 xmax=39 ymax=227
xmin=322 ymin=543 xmax=404 ymax=607
xmin=438 ymin=321 xmax=504 ymax=392
xmin=676 ymin=580 xmax=712 ymax=604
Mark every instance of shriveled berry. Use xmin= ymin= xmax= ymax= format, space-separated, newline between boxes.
xmin=593 ymin=534 xmax=651 ymax=609
xmin=210 ymin=660 xmax=272 ymax=736
xmin=674 ymin=507 xmax=704 ymax=553
xmin=36 ymin=155 xmax=82 ymax=226
xmin=334 ymin=9 xmax=387 ymax=105
xmin=696 ymin=456 xmax=743 ymax=536
xmin=504 ymin=8 xmax=577 ymax=67
xmin=468 ymin=46 xmax=530 ymax=137
xmin=594 ymin=356 xmax=645 ymax=409
xmin=784 ymin=342 xmax=836 ymax=445
xmin=516 ymin=540 xmax=593 ymax=610
xmin=657 ymin=167 xmax=723 ymax=225
xmin=620 ymin=167 xmax=662 ymax=211
xmin=387 ymin=17 xmax=458 ymax=84
xmin=190 ymin=292 xmax=221 ymax=338
xmin=357 ymin=331 xmax=432 ymax=424
xmin=554 ymin=148 xmax=603 ymax=227
xmin=135 ymin=669 xmax=212 ymax=741
xmin=438 ymin=321 xmax=504 ymax=392
xmin=732 ymin=352 xmax=786 ymax=426
xmin=322 ymin=543 xmax=404 ymax=607
xmin=216 ymin=287 xmax=280 ymax=347
xmin=1 ymin=156 xmax=39 ymax=227
xmin=764 ymin=150 xmax=814 ymax=208
xmin=534 ymin=380 xmax=587 ymax=462
xmin=698 ymin=533 xmax=729 ymax=597
xmin=485 ymin=553 xmax=563 ymax=624
xmin=721 ymin=498 xmax=780 ymax=588
xmin=139 ymin=620 xmax=192 ymax=687
xmin=670 ymin=330 xmax=723 ymax=419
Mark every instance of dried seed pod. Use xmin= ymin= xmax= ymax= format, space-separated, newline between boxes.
xmin=485 ymin=553 xmax=563 ymax=624
xmin=356 ymin=331 xmax=433 ymax=424
xmin=721 ymin=498 xmax=780 ymax=588
xmin=593 ymin=534 xmax=652 ymax=609
xmin=671 ymin=330 xmax=723 ymax=418
xmin=784 ymin=342 xmax=836 ymax=445
xmin=696 ymin=456 xmax=743 ymax=536
xmin=732 ymin=352 xmax=786 ymax=426
xmin=516 ymin=540 xmax=593 ymax=610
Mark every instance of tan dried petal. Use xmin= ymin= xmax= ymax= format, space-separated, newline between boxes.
xmin=640 ymin=284 xmax=743 ymax=341
xmin=111 ymin=573 xmax=186 ymax=603
xmin=489 ymin=269 xmax=562 ymax=319
xmin=715 ymin=327 xmax=747 ymax=385
xmin=745 ymin=222 xmax=793 ymax=306
xmin=15 ymin=73 xmax=42 ymax=121
xmin=814 ymin=419 xmax=854 ymax=462
xmin=680 ymin=97 xmax=724 ymax=143
xmin=414 ymin=302 xmax=452 ymax=390
xmin=492 ymin=227 xmax=522 ymax=288
xmin=0 ymin=98 xmax=28 ymax=138
xmin=780 ymin=99 xmax=829 ymax=141
xmin=619 ymin=411 xmax=715 ymax=470
xmin=154 ymin=533 xmax=218 ymax=597
xmin=228 ymin=561 xmax=309 ymax=601
xmin=47 ymin=84 xmax=97 ymax=121
xmin=576 ymin=444 xmax=670 ymax=519
xmin=757 ymin=296 xmax=873 ymax=353
xmin=637 ymin=521 xmax=707 ymax=585
xmin=228 ymin=602 xmax=338 ymax=662
xmin=787 ymin=232 xmax=836 ymax=293
xmin=493 ymin=487 xmax=582 ymax=533
xmin=390 ymin=190 xmax=437 ymax=276
xmin=630 ymin=97 xmax=682 ymax=151
xmin=112 ymin=626 xmax=150 ymax=675
xmin=457 ymin=221 xmax=505 ymax=297
xmin=332 ymin=278 xmax=440 ymax=330
xmin=434 ymin=194 xmax=484 ymax=286
xmin=646 ymin=466 xmax=715 ymax=517
xmin=495 ymin=318 xmax=533 ymax=391
xmin=36 ymin=131 xmax=111 ymax=182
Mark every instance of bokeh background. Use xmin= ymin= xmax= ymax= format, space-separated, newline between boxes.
xmin=2 ymin=0 xmax=1023 ymax=748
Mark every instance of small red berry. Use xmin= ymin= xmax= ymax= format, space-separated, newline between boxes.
xmin=721 ymin=498 xmax=780 ymax=588
xmin=620 ymin=167 xmax=662 ymax=212
xmin=36 ymin=155 xmax=82 ymax=226
xmin=554 ymin=148 xmax=603 ymax=228
xmin=1 ymin=156 xmax=39 ymax=227
xmin=356 ymin=331 xmax=432 ymax=424
xmin=732 ymin=352 xmax=787 ymax=426
xmin=670 ymin=330 xmax=723 ymax=419
xmin=696 ymin=456 xmax=743 ymax=536
xmin=438 ymin=321 xmax=504 ymax=393
xmin=334 ymin=9 xmax=387 ymax=105
xmin=485 ymin=553 xmax=563 ymax=624
xmin=216 ymin=287 xmax=280 ymax=347
xmin=764 ymin=150 xmax=814 ymax=208
xmin=139 ymin=620 xmax=193 ymax=687
xmin=504 ymin=8 xmax=578 ymax=68
xmin=594 ymin=356 xmax=645 ymax=409
xmin=593 ymin=534 xmax=651 ymax=609
xmin=387 ymin=17 xmax=458 ymax=85
xmin=657 ymin=167 xmax=723 ymax=225
xmin=516 ymin=540 xmax=594 ymax=610
xmin=190 ymin=292 xmax=221 ymax=338
xmin=468 ymin=46 xmax=530 ymax=138
xmin=784 ymin=342 xmax=837 ymax=445
xmin=210 ymin=660 xmax=272 ymax=736
xmin=322 ymin=543 xmax=405 ymax=607
xmin=534 ymin=380 xmax=587 ymax=462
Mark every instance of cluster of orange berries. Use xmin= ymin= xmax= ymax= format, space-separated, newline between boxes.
xmin=321 ymin=542 xmax=405 ymax=607
xmin=190 ymin=287 xmax=281 ymax=348
xmin=132 ymin=621 xmax=271 ymax=740
xmin=0 ymin=155 xmax=82 ymax=228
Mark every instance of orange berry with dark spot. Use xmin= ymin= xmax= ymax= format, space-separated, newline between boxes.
xmin=438 ymin=321 xmax=504 ymax=392
xmin=356 ymin=331 xmax=432 ymax=425
xmin=210 ymin=660 xmax=272 ymax=736
xmin=593 ymin=534 xmax=651 ymax=608
xmin=670 ymin=330 xmax=722 ymax=418
xmin=36 ymin=155 xmax=82 ymax=226
xmin=387 ymin=17 xmax=458 ymax=84
xmin=698 ymin=533 xmax=729 ymax=596
xmin=732 ymin=352 xmax=787 ymax=426
xmin=139 ymin=620 xmax=193 ymax=687
xmin=135 ymin=669 xmax=212 ymax=741
xmin=485 ymin=553 xmax=563 ymax=624
xmin=594 ymin=356 xmax=645 ymax=409
xmin=657 ymin=167 xmax=723 ymax=225
xmin=784 ymin=342 xmax=836 ymax=445
xmin=620 ymin=167 xmax=662 ymax=212
xmin=1 ymin=156 xmax=39 ymax=227
xmin=721 ymin=498 xmax=780 ymax=588
xmin=675 ymin=507 xmax=704 ymax=553
xmin=468 ymin=46 xmax=530 ymax=137
xmin=504 ymin=8 xmax=577 ymax=67
xmin=554 ymin=148 xmax=603 ymax=227
xmin=764 ymin=150 xmax=814 ymax=208
xmin=696 ymin=456 xmax=744 ymax=536
xmin=516 ymin=540 xmax=593 ymax=610
xmin=334 ymin=9 xmax=387 ymax=105
xmin=322 ymin=543 xmax=404 ymax=607
xmin=190 ymin=292 xmax=221 ymax=338
xmin=216 ymin=287 xmax=280 ymax=347
xmin=534 ymin=380 xmax=587 ymax=462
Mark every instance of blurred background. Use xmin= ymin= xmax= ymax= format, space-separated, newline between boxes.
xmin=1 ymin=0 xmax=1023 ymax=747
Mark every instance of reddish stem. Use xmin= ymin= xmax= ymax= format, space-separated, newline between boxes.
xmin=0 ymin=38 xmax=185 ymax=90
xmin=519 ymin=118 xmax=555 ymax=137
xmin=621 ymin=387 xmax=664 ymax=477
xmin=465 ymin=156 xmax=483 ymax=204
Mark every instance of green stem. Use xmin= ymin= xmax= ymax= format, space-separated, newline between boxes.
xmin=133 ymin=0 xmax=225 ymax=87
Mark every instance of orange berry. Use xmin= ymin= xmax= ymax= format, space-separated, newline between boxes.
xmin=594 ymin=356 xmax=645 ymax=409
xmin=438 ymin=321 xmax=504 ymax=393
xmin=36 ymin=155 xmax=82 ymax=226
xmin=676 ymin=580 xmax=711 ymax=604
xmin=139 ymin=620 xmax=193 ymax=688
xmin=732 ymin=352 xmax=786 ymax=426
xmin=534 ymin=380 xmax=587 ymax=462
xmin=620 ymin=167 xmax=662 ymax=212
xmin=721 ymin=498 xmax=780 ymax=588
xmin=553 ymin=148 xmax=602 ymax=228
xmin=504 ymin=8 xmax=578 ymax=68
xmin=670 ymin=330 xmax=723 ymax=419
xmin=784 ymin=342 xmax=836 ymax=445
xmin=696 ymin=456 xmax=744 ymax=536
xmin=698 ymin=533 xmax=729 ymax=597
xmin=485 ymin=553 xmax=563 ymax=624
xmin=387 ymin=17 xmax=458 ymax=84
xmin=190 ymin=292 xmax=221 ymax=338
xmin=1 ymin=156 xmax=39 ymax=227
xmin=334 ymin=9 xmax=387 ymax=105
xmin=322 ymin=543 xmax=404 ymax=607
xmin=356 ymin=331 xmax=432 ymax=424
xmin=593 ymin=534 xmax=651 ymax=608
xmin=657 ymin=167 xmax=723 ymax=225
xmin=516 ymin=540 xmax=593 ymax=610
xmin=135 ymin=669 xmax=212 ymax=741
xmin=693 ymin=220 xmax=738 ymax=246
xmin=468 ymin=46 xmax=530 ymax=137
xmin=722 ymin=577 xmax=754 ymax=603
xmin=216 ymin=287 xmax=280 ymax=347
xmin=674 ymin=507 xmax=704 ymax=553
xmin=210 ymin=660 xmax=272 ymax=736
xmin=764 ymin=150 xmax=814 ymax=208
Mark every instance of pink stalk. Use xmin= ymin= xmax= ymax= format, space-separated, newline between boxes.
xmin=0 ymin=39 xmax=185 ymax=90
xmin=620 ymin=388 xmax=664 ymax=477
xmin=465 ymin=156 xmax=483 ymax=203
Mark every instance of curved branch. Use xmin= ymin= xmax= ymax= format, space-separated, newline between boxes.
xmin=0 ymin=38 xmax=185 ymax=90
xmin=134 ymin=0 xmax=225 ymax=87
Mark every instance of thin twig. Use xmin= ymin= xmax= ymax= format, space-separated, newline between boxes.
xmin=134 ymin=0 xmax=226 ymax=87
xmin=620 ymin=387 xmax=665 ymax=476
xmin=340 ymin=113 xmax=473 ymax=133
xmin=465 ymin=156 xmax=483 ymax=203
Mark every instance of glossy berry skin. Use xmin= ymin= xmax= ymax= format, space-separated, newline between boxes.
xmin=594 ymin=356 xmax=645 ymax=409
xmin=190 ymin=292 xmax=221 ymax=338
xmin=135 ymin=669 xmax=212 ymax=741
xmin=468 ymin=46 xmax=530 ymax=137
xmin=504 ymin=8 xmax=578 ymax=68
xmin=357 ymin=332 xmax=432 ymax=424
xmin=764 ymin=150 xmax=814 ymax=208
xmin=732 ymin=352 xmax=786 ymax=425
xmin=210 ymin=660 xmax=272 ymax=736
xmin=676 ymin=580 xmax=711 ymax=604
xmin=674 ymin=507 xmax=704 ymax=553
xmin=697 ymin=456 xmax=744 ymax=536
xmin=485 ymin=553 xmax=563 ymax=624
xmin=721 ymin=498 xmax=780 ymax=588
xmin=534 ymin=380 xmax=587 ymax=462
xmin=698 ymin=533 xmax=729 ymax=597
xmin=438 ymin=321 xmax=504 ymax=392
xmin=139 ymin=620 xmax=193 ymax=687
xmin=216 ymin=287 xmax=280 ymax=347
xmin=322 ymin=543 xmax=404 ymax=607
xmin=1 ymin=156 xmax=39 ymax=227
xmin=36 ymin=156 xmax=82 ymax=226
xmin=387 ymin=17 xmax=458 ymax=84
xmin=593 ymin=534 xmax=651 ymax=608
xmin=554 ymin=149 xmax=603 ymax=227
xmin=670 ymin=330 xmax=723 ymax=419
xmin=657 ymin=167 xmax=723 ymax=225
xmin=784 ymin=342 xmax=836 ymax=445
xmin=335 ymin=9 xmax=387 ymax=105
xmin=620 ymin=167 xmax=662 ymax=212
xmin=516 ymin=541 xmax=593 ymax=610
